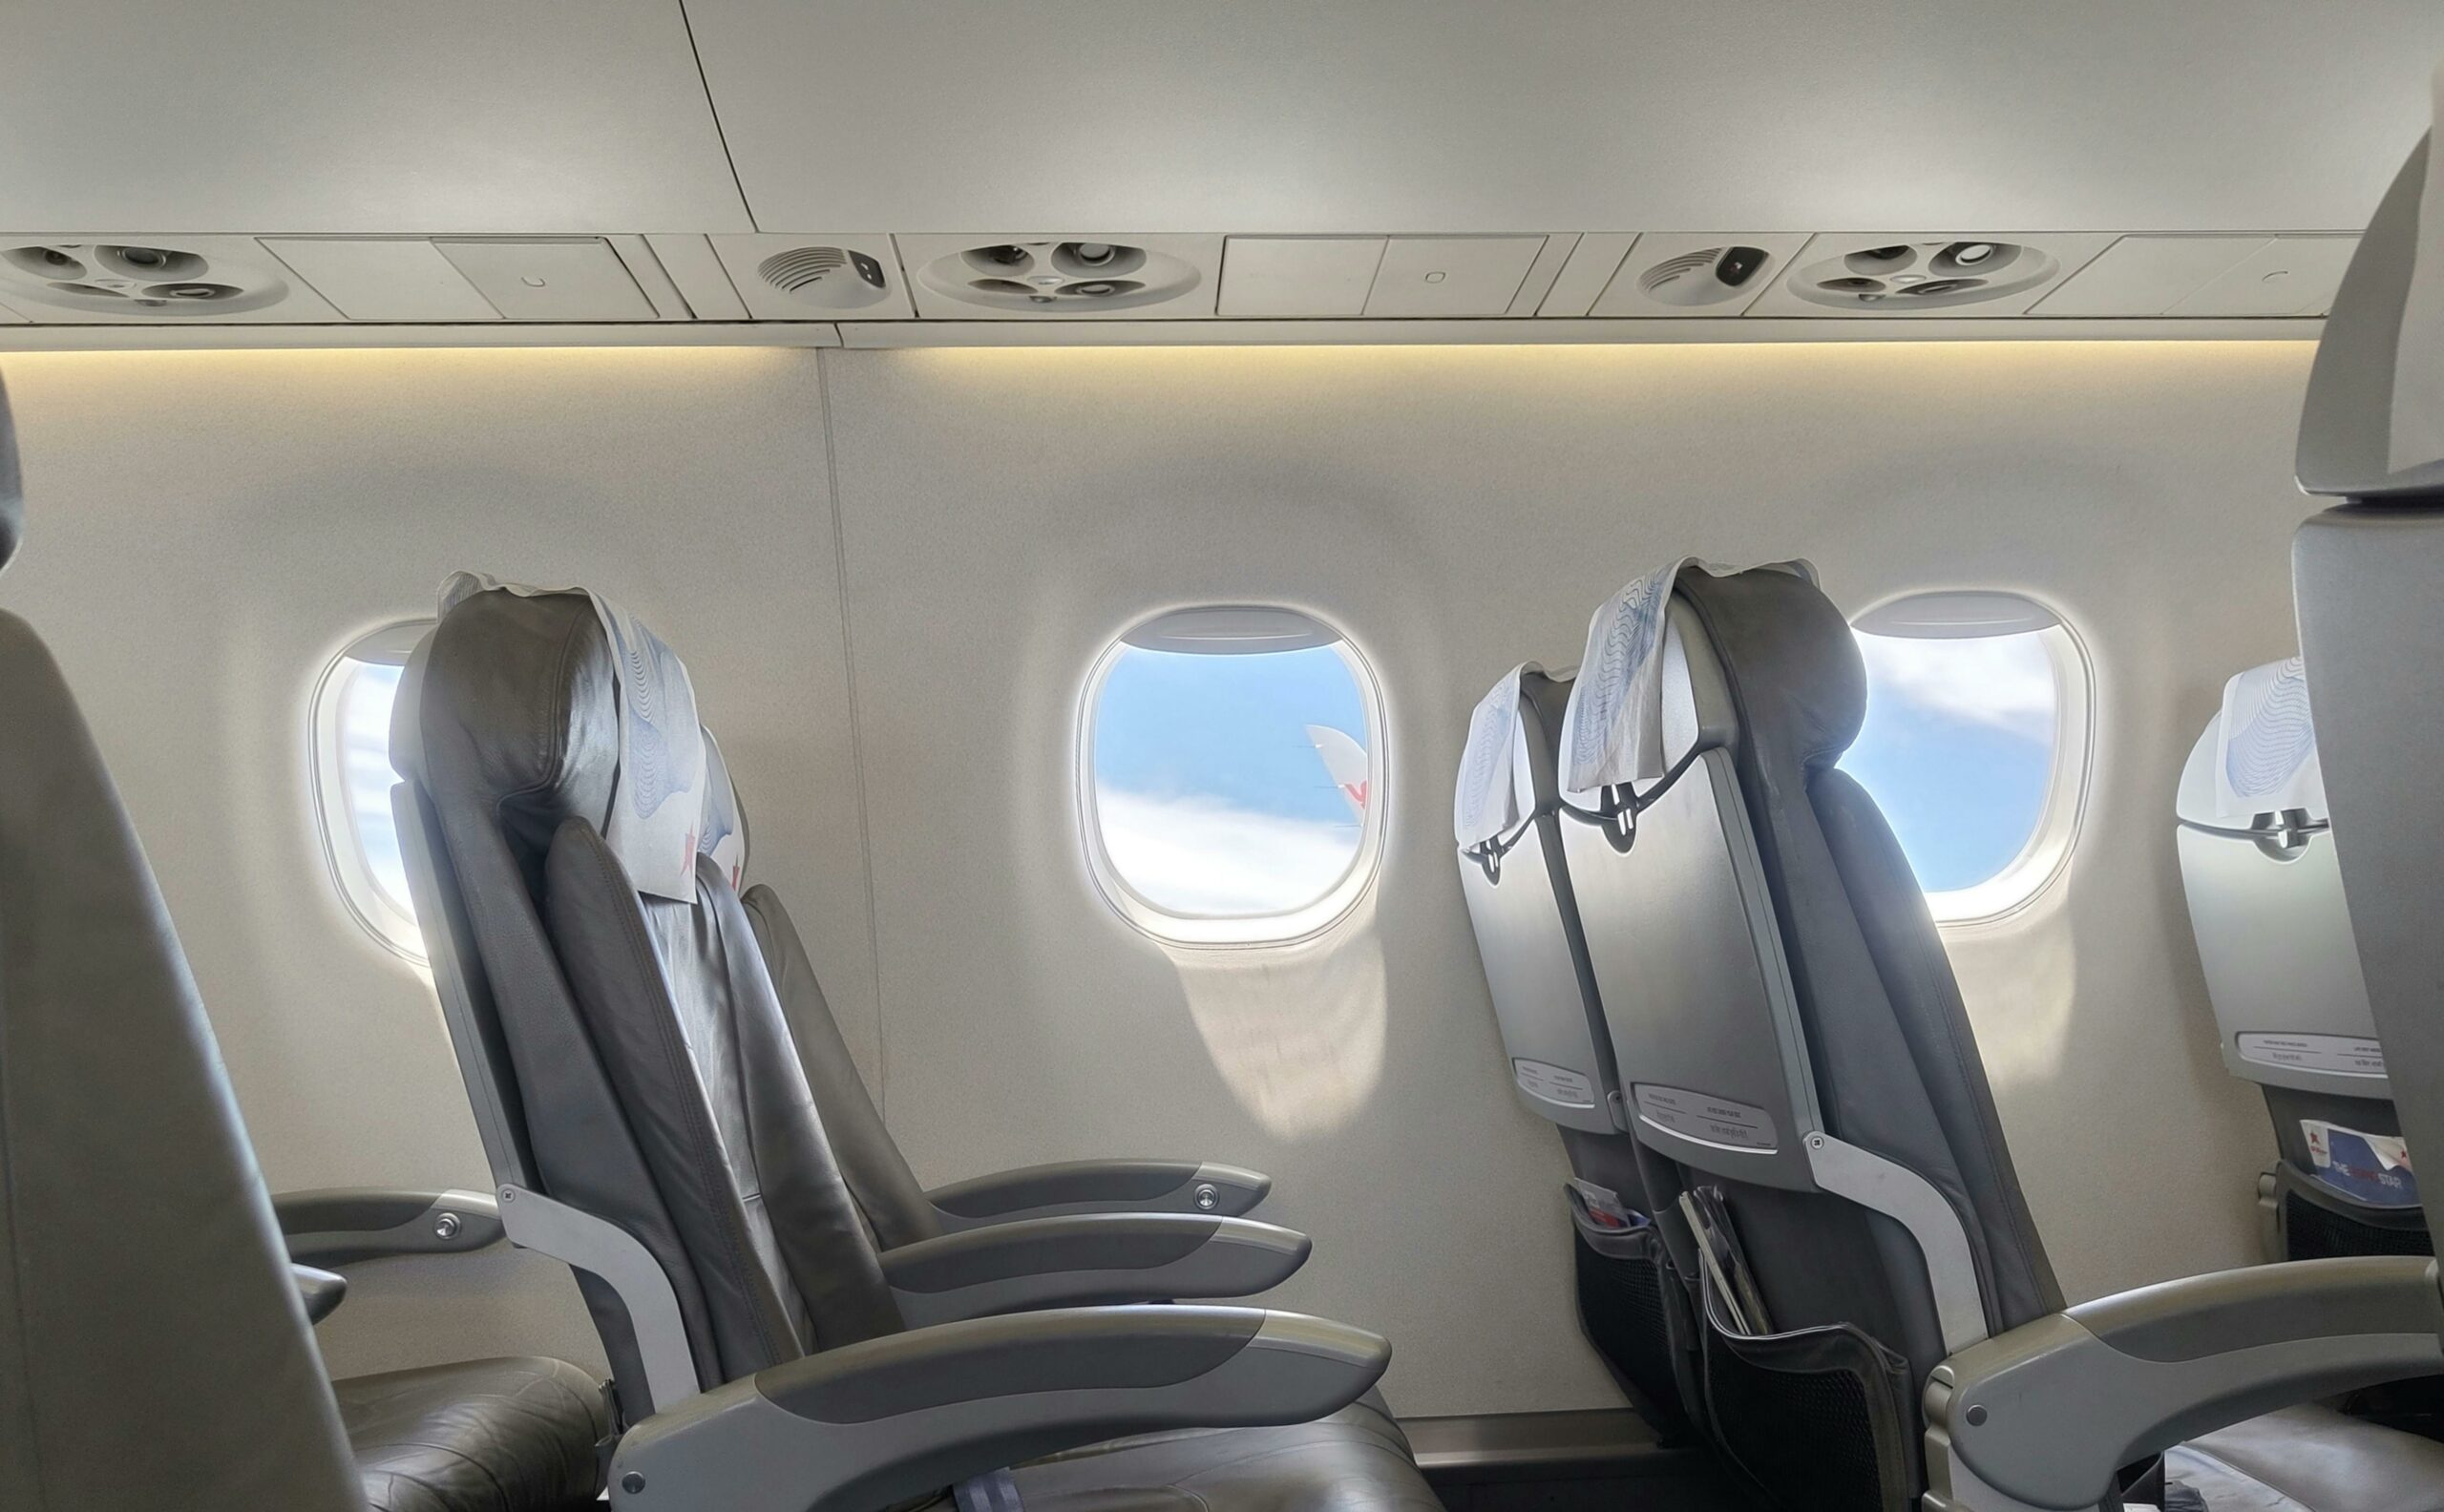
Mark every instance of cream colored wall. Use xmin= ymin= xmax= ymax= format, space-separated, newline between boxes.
xmin=816 ymin=340 xmax=2314 ymax=1413
xmin=0 ymin=337 xmax=2316 ymax=1418
xmin=0 ymin=346 xmax=877 ymax=1382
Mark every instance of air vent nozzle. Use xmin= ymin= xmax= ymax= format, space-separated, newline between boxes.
xmin=908 ymin=238 xmax=1206 ymax=315
xmin=1783 ymin=239 xmax=2064 ymax=312
xmin=1637 ymin=245 xmax=1775 ymax=307
xmin=753 ymin=244 xmax=892 ymax=311
xmin=0 ymin=239 xmax=305 ymax=318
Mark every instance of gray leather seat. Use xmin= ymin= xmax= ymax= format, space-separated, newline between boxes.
xmin=336 ymin=1358 xmax=610 ymax=1512
xmin=1553 ymin=562 xmax=2444 ymax=1511
xmin=0 ymin=379 xmax=611 ymax=1512
xmin=394 ymin=582 xmax=1440 ymax=1512
xmin=692 ymin=740 xmax=1271 ymax=1254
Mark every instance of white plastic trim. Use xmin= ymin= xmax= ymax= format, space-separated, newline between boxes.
xmin=1076 ymin=609 xmax=1387 ymax=948
xmin=1846 ymin=593 xmax=2093 ymax=927
xmin=498 ymin=1185 xmax=700 ymax=1416
xmin=308 ymin=620 xmax=433 ymax=964
xmin=1804 ymin=1132 xmax=1991 ymax=1356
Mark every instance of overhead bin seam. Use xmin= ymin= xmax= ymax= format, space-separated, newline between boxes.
xmin=674 ymin=0 xmax=760 ymax=231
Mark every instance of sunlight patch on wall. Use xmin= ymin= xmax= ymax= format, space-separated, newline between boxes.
xmin=1946 ymin=883 xmax=2079 ymax=1096
xmin=1165 ymin=899 xmax=1388 ymax=1141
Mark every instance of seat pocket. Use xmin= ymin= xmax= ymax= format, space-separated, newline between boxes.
xmin=1695 ymin=1279 xmax=1913 ymax=1512
xmin=1569 ymin=1206 xmax=1700 ymax=1443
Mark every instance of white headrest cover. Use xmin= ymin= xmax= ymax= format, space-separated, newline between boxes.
xmin=438 ymin=572 xmax=706 ymax=900
xmin=1454 ymin=664 xmax=1533 ymax=846
xmin=2214 ymin=656 xmax=2328 ymax=822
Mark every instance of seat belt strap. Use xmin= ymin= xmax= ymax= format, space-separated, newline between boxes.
xmin=957 ymin=1470 xmax=1023 ymax=1512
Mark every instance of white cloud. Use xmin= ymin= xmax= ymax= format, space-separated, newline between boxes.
xmin=1855 ymin=631 xmax=2055 ymax=739
xmin=1096 ymin=788 xmax=1359 ymax=916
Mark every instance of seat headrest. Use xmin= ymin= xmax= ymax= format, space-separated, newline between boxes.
xmin=2211 ymin=657 xmax=2327 ymax=822
xmin=1455 ymin=663 xmax=1537 ymax=846
xmin=407 ymin=577 xmax=707 ymax=902
xmin=1671 ymin=564 xmax=1865 ymax=776
xmin=1562 ymin=559 xmax=1842 ymax=792
xmin=0 ymin=372 xmax=22 ymax=574
xmin=699 ymin=727 xmax=748 ymax=890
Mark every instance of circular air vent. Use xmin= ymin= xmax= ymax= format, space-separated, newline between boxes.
xmin=1786 ymin=241 xmax=2058 ymax=311
xmin=755 ymin=244 xmax=893 ymax=311
xmin=0 ymin=241 xmax=294 ymax=317
xmin=915 ymin=240 xmax=1198 ymax=313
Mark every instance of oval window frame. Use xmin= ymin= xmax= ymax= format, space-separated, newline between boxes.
xmin=1077 ymin=605 xmax=1389 ymax=948
xmin=1848 ymin=590 xmax=2094 ymax=926
xmin=309 ymin=620 xmax=432 ymax=964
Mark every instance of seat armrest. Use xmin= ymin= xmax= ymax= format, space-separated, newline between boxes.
xmin=1925 ymin=1256 xmax=2444 ymax=1512
xmin=293 ymin=1263 xmax=348 ymax=1325
xmin=926 ymin=1161 xmax=1269 ymax=1229
xmin=607 ymin=1305 xmax=1386 ymax=1512
xmin=273 ymin=1187 xmax=504 ymax=1267
xmin=880 ymin=1213 xmax=1311 ymax=1326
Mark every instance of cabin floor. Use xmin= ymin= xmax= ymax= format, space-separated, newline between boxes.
xmin=1404 ymin=1410 xmax=1747 ymax=1512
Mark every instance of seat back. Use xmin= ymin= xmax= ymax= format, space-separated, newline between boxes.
xmin=694 ymin=740 xmax=941 ymax=1251
xmin=1554 ymin=563 xmax=2061 ymax=1508
xmin=1456 ymin=667 xmax=1627 ymax=1138
xmin=2175 ymin=662 xmax=2385 ymax=1100
xmin=393 ymin=585 xmax=900 ymax=1426
xmin=1454 ymin=666 xmax=1698 ymax=1436
xmin=0 ymin=377 xmax=366 ymax=1512
xmin=2174 ymin=670 xmax=2425 ymax=1250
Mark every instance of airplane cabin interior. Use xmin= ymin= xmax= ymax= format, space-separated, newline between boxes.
xmin=12 ymin=8 xmax=2444 ymax=1512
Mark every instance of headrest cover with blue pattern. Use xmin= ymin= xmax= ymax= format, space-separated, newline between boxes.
xmin=2214 ymin=656 xmax=2327 ymax=822
xmin=1454 ymin=664 xmax=1532 ymax=846
xmin=1559 ymin=557 xmax=1816 ymax=793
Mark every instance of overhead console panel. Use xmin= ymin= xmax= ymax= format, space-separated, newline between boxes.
xmin=0 ymin=237 xmax=715 ymax=325
xmin=0 ymin=225 xmax=2364 ymax=346
xmin=2037 ymin=235 xmax=2361 ymax=319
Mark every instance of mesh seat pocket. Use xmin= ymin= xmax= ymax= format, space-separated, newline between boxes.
xmin=1696 ymin=1278 xmax=1913 ymax=1512
xmin=1570 ymin=1217 xmax=1700 ymax=1443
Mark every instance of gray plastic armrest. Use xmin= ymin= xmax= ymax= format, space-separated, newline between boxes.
xmin=273 ymin=1187 xmax=504 ymax=1267
xmin=881 ymin=1213 xmax=1311 ymax=1326
xmin=1925 ymin=1256 xmax=2444 ymax=1512
xmin=293 ymin=1263 xmax=348 ymax=1325
xmin=926 ymin=1160 xmax=1269 ymax=1229
xmin=608 ymin=1305 xmax=1386 ymax=1512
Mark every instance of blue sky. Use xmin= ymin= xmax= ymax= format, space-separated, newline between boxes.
xmin=1840 ymin=631 xmax=2056 ymax=893
xmin=1091 ymin=644 xmax=1370 ymax=914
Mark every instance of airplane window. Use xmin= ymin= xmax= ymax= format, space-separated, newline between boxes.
xmin=1082 ymin=607 xmax=1385 ymax=945
xmin=1840 ymin=592 xmax=2091 ymax=924
xmin=311 ymin=621 xmax=430 ymax=962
